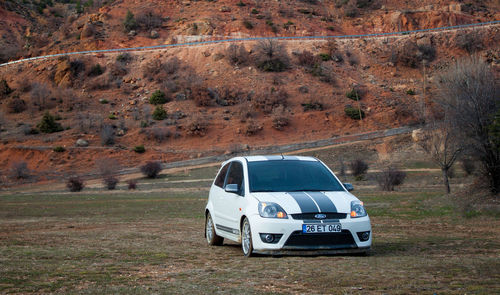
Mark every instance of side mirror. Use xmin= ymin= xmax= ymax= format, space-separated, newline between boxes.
xmin=225 ymin=184 xmax=239 ymax=194
xmin=343 ymin=183 xmax=354 ymax=192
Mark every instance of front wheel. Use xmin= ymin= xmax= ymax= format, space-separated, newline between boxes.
xmin=241 ymin=218 xmax=253 ymax=257
xmin=206 ymin=213 xmax=223 ymax=246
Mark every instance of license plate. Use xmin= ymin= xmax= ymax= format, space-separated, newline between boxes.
xmin=302 ymin=223 xmax=342 ymax=233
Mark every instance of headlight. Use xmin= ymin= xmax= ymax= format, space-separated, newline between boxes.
xmin=350 ymin=200 xmax=367 ymax=218
xmin=258 ymin=202 xmax=288 ymax=219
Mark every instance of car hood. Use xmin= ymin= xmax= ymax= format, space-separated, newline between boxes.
xmin=251 ymin=191 xmax=356 ymax=214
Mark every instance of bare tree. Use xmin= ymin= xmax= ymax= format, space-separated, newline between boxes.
xmin=253 ymin=39 xmax=289 ymax=72
xmin=96 ymin=158 xmax=121 ymax=190
xmin=10 ymin=161 xmax=30 ymax=180
xmin=30 ymin=82 xmax=52 ymax=111
xmin=417 ymin=121 xmax=462 ymax=194
xmin=438 ymin=57 xmax=500 ymax=194
xmin=0 ymin=110 xmax=5 ymax=132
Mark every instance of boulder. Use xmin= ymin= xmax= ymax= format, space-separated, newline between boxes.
xmin=150 ymin=30 xmax=159 ymax=39
xmin=76 ymin=139 xmax=89 ymax=147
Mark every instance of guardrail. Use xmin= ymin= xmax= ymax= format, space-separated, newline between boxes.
xmin=1 ymin=20 xmax=498 ymax=68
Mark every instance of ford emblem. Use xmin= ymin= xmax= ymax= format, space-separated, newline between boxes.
xmin=314 ymin=214 xmax=327 ymax=219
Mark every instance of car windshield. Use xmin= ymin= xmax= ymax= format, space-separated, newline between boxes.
xmin=248 ymin=160 xmax=344 ymax=192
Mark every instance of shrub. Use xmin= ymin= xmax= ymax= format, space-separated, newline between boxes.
xmin=108 ymin=114 xmax=117 ymax=120
xmin=100 ymin=124 xmax=115 ymax=145
xmin=140 ymin=161 xmax=162 ymax=178
xmin=149 ymin=90 xmax=168 ymax=105
xmin=103 ymin=176 xmax=119 ymax=190
xmin=144 ymin=127 xmax=172 ymax=143
xmin=406 ymin=89 xmax=415 ymax=95
xmin=297 ymin=50 xmax=317 ymax=68
xmin=397 ymin=41 xmax=435 ymax=68
xmin=186 ymin=116 xmax=209 ymax=136
xmin=349 ymin=159 xmax=368 ymax=180
xmin=96 ymin=158 xmax=120 ymax=189
xmin=455 ymin=33 xmax=482 ymax=53
xmin=136 ymin=11 xmax=162 ymax=30
xmin=100 ymin=99 xmax=109 ymax=104
xmin=116 ymin=53 xmax=132 ymax=63
xmin=254 ymin=39 xmax=289 ymax=72
xmin=53 ymin=146 xmax=65 ymax=152
xmin=346 ymin=87 xmax=361 ymax=100
xmin=67 ymin=176 xmax=84 ymax=192
xmin=461 ymin=159 xmax=476 ymax=176
xmin=344 ymin=106 xmax=365 ymax=120
xmin=272 ymin=114 xmax=289 ymax=131
xmin=123 ymin=10 xmax=137 ymax=32
xmin=237 ymin=1 xmax=246 ymax=6
xmin=318 ymin=53 xmax=331 ymax=61
xmin=133 ymin=145 xmax=145 ymax=153
xmin=376 ymin=166 xmax=406 ymax=191
xmin=242 ymin=19 xmax=253 ymax=29
xmin=10 ymin=161 xmax=30 ymax=180
xmin=38 ymin=112 xmax=63 ymax=133
xmin=301 ymin=101 xmax=323 ymax=112
xmin=226 ymin=44 xmax=249 ymax=66
xmin=254 ymin=88 xmax=288 ymax=114
xmin=88 ymin=64 xmax=104 ymax=77
xmin=251 ymin=8 xmax=259 ymax=14
xmin=152 ymin=106 xmax=167 ymax=120
xmin=7 ymin=98 xmax=27 ymax=113
xmin=245 ymin=120 xmax=262 ymax=136
xmin=0 ymin=79 xmax=12 ymax=98
xmin=164 ymin=57 xmax=180 ymax=75
xmin=69 ymin=59 xmax=85 ymax=77
xmin=127 ymin=179 xmax=137 ymax=190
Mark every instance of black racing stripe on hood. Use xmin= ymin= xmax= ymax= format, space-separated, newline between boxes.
xmin=306 ymin=191 xmax=337 ymax=213
xmin=288 ymin=192 xmax=319 ymax=213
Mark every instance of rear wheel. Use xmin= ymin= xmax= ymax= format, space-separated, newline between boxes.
xmin=241 ymin=217 xmax=253 ymax=257
xmin=206 ymin=213 xmax=223 ymax=246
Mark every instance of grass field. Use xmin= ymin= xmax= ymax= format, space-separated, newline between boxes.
xmin=1 ymin=145 xmax=500 ymax=294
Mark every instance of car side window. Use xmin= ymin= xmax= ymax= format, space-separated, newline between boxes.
xmin=225 ymin=162 xmax=244 ymax=195
xmin=214 ymin=163 xmax=230 ymax=188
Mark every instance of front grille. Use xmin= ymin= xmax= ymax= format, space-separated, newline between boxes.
xmin=291 ymin=212 xmax=347 ymax=220
xmin=284 ymin=230 xmax=356 ymax=249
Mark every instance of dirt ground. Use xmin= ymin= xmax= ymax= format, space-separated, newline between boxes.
xmin=1 ymin=141 xmax=499 ymax=294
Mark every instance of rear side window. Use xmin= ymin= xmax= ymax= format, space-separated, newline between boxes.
xmin=214 ymin=163 xmax=230 ymax=188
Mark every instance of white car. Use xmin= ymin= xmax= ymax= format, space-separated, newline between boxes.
xmin=204 ymin=155 xmax=372 ymax=256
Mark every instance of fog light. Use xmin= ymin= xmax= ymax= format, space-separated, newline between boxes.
xmin=357 ymin=231 xmax=370 ymax=242
xmin=259 ymin=233 xmax=283 ymax=244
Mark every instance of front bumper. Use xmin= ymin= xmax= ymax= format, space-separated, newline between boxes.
xmin=249 ymin=214 xmax=372 ymax=252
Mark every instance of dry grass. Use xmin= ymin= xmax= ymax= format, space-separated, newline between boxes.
xmin=0 ymin=162 xmax=499 ymax=294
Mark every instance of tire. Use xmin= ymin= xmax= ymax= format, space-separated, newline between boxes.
xmin=206 ymin=213 xmax=223 ymax=246
xmin=241 ymin=217 xmax=254 ymax=257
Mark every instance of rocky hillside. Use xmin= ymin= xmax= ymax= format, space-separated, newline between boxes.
xmin=0 ymin=0 xmax=499 ymax=184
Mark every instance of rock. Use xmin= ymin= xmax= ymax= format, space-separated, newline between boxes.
xmin=212 ymin=53 xmax=224 ymax=61
xmin=76 ymin=139 xmax=89 ymax=147
xmin=412 ymin=129 xmax=425 ymax=142
xmin=176 ymin=93 xmax=187 ymax=101
xmin=150 ymin=30 xmax=159 ymax=39
xmin=416 ymin=36 xmax=432 ymax=47
xmin=117 ymin=129 xmax=126 ymax=136
xmin=220 ymin=6 xmax=231 ymax=12
xmin=81 ymin=22 xmax=95 ymax=38
xmin=128 ymin=30 xmax=137 ymax=37
xmin=202 ymin=51 xmax=211 ymax=57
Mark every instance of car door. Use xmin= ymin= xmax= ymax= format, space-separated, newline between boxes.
xmin=212 ymin=161 xmax=246 ymax=237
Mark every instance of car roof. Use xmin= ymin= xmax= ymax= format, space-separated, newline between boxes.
xmin=243 ymin=155 xmax=318 ymax=162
